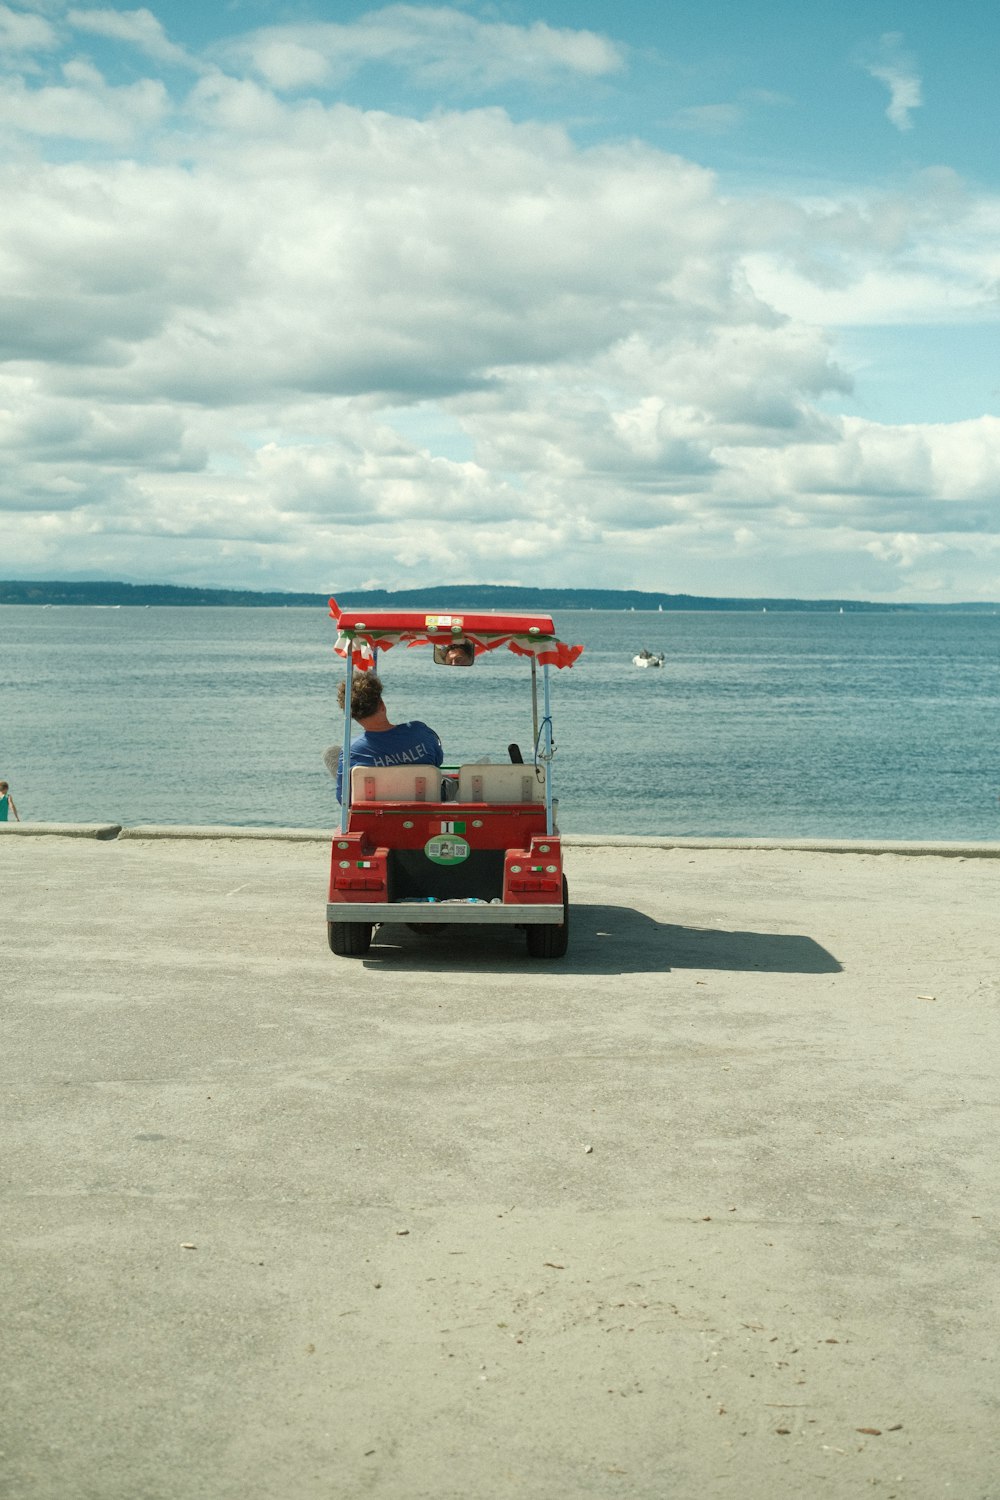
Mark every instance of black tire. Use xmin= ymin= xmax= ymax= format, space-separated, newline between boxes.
xmin=526 ymin=877 xmax=569 ymax=960
xmin=328 ymin=920 xmax=373 ymax=956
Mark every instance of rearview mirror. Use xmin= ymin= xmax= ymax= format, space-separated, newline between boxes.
xmin=433 ymin=640 xmax=475 ymax=667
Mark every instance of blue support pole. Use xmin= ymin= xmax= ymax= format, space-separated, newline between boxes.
xmin=542 ymin=661 xmax=554 ymax=836
xmin=340 ymin=650 xmax=354 ymax=833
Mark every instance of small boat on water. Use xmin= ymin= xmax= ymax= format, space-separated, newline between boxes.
xmin=632 ymin=648 xmax=665 ymax=668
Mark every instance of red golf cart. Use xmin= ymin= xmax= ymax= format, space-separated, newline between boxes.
xmin=326 ymin=599 xmax=584 ymax=959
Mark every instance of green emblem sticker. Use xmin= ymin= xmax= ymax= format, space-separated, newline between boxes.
xmin=425 ymin=833 xmax=470 ymax=865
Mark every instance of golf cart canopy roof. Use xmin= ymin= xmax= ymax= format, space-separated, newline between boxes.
xmin=330 ymin=598 xmax=584 ymax=670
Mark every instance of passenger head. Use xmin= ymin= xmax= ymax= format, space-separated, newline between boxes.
xmin=337 ymin=671 xmax=384 ymax=723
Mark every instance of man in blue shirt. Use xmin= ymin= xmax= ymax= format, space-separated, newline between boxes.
xmin=324 ymin=671 xmax=443 ymax=803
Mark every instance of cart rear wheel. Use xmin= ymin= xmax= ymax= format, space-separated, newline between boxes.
xmin=526 ymin=877 xmax=569 ymax=960
xmin=328 ymin=920 xmax=373 ymax=957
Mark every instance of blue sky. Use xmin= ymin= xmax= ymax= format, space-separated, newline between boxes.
xmin=1 ymin=0 xmax=998 ymax=600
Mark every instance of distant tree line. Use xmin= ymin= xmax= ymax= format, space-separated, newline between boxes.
xmin=1 ymin=579 xmax=990 ymax=611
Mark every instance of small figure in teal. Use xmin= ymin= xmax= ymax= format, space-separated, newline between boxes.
xmin=0 ymin=780 xmax=19 ymax=822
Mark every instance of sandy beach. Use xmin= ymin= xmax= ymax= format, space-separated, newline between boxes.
xmin=2 ymin=829 xmax=999 ymax=1499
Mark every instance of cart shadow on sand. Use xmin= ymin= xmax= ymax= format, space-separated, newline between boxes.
xmin=359 ymin=904 xmax=842 ymax=977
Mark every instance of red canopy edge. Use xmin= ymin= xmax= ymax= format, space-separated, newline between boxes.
xmin=331 ymin=598 xmax=557 ymax=635
xmin=329 ymin=597 xmax=583 ymax=669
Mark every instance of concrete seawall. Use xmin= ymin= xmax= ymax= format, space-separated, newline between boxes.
xmin=3 ymin=831 xmax=999 ymax=1499
xmin=4 ymin=820 xmax=1000 ymax=857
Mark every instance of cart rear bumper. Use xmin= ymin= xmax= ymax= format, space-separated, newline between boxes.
xmin=326 ymin=902 xmax=564 ymax=926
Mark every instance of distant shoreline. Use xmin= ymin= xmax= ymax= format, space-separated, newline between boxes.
xmin=3 ymin=579 xmax=997 ymax=612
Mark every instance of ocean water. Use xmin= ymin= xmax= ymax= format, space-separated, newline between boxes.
xmin=1 ymin=605 xmax=999 ymax=840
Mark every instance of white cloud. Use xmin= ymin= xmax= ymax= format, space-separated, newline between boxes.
xmin=66 ymin=6 xmax=198 ymax=69
xmin=864 ymin=32 xmax=923 ymax=132
xmin=668 ymin=89 xmax=791 ymax=139
xmin=865 ymin=533 xmax=947 ymax=569
xmin=222 ymin=5 xmax=625 ymax=93
xmin=0 ymin=3 xmax=58 ymax=52
xmin=0 ymin=10 xmax=997 ymax=600
xmin=715 ymin=415 xmax=1000 ymax=531
xmin=669 ymin=104 xmax=743 ymax=136
xmin=741 ymin=174 xmax=1000 ymax=328
xmin=0 ymin=63 xmax=167 ymax=142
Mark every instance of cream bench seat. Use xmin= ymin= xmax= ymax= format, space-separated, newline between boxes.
xmin=457 ymin=764 xmax=547 ymax=804
xmin=350 ymin=764 xmax=442 ymax=802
